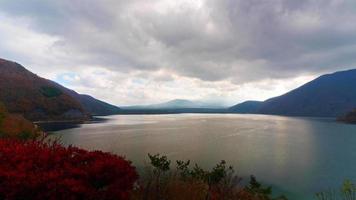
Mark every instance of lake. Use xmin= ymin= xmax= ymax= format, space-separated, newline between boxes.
xmin=51 ymin=114 xmax=356 ymax=200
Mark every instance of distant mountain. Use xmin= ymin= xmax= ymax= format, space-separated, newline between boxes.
xmin=0 ymin=58 xmax=120 ymax=121
xmin=124 ymin=99 xmax=223 ymax=110
xmin=228 ymin=101 xmax=262 ymax=113
xmin=253 ymin=69 xmax=356 ymax=117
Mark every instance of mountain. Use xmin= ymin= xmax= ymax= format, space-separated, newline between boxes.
xmin=257 ymin=69 xmax=356 ymax=117
xmin=119 ymin=99 xmax=228 ymax=114
xmin=0 ymin=58 xmax=120 ymax=121
xmin=228 ymin=101 xmax=262 ymax=113
xmin=124 ymin=99 xmax=223 ymax=110
xmin=72 ymin=94 xmax=120 ymax=116
xmin=51 ymin=84 xmax=121 ymax=116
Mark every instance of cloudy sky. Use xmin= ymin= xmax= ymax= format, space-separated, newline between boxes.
xmin=1 ymin=0 xmax=355 ymax=106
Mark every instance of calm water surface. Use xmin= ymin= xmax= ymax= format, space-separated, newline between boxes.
xmin=51 ymin=114 xmax=356 ymax=200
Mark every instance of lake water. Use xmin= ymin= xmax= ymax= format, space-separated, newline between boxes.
xmin=51 ymin=114 xmax=356 ymax=200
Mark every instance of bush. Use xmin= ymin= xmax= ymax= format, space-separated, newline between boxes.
xmin=132 ymin=154 xmax=287 ymax=200
xmin=0 ymin=139 xmax=138 ymax=200
xmin=316 ymin=180 xmax=356 ymax=200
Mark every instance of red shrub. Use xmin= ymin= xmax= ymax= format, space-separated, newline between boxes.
xmin=0 ymin=139 xmax=138 ymax=200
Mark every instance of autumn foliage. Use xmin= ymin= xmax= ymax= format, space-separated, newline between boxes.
xmin=0 ymin=139 xmax=138 ymax=200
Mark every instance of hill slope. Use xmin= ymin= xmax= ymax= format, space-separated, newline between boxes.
xmin=229 ymin=101 xmax=262 ymax=113
xmin=0 ymin=58 xmax=120 ymax=120
xmin=0 ymin=102 xmax=41 ymax=139
xmin=50 ymin=82 xmax=121 ymax=116
xmin=258 ymin=69 xmax=356 ymax=117
xmin=70 ymin=94 xmax=120 ymax=116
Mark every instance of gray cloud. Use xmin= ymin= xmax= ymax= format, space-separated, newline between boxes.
xmin=2 ymin=0 xmax=356 ymax=79
xmin=0 ymin=0 xmax=356 ymax=104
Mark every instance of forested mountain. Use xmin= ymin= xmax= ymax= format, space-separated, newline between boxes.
xmin=258 ymin=69 xmax=356 ymax=117
xmin=70 ymin=94 xmax=120 ymax=116
xmin=230 ymin=69 xmax=356 ymax=117
xmin=228 ymin=101 xmax=262 ymax=113
xmin=49 ymin=82 xmax=121 ymax=116
xmin=0 ymin=58 xmax=120 ymax=121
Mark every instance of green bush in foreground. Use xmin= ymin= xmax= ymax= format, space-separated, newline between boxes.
xmin=316 ymin=180 xmax=356 ymax=200
xmin=131 ymin=154 xmax=288 ymax=200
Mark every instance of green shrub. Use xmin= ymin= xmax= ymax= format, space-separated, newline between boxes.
xmin=316 ymin=180 xmax=356 ymax=200
xmin=132 ymin=154 xmax=288 ymax=200
xmin=246 ymin=176 xmax=288 ymax=200
xmin=18 ymin=131 xmax=34 ymax=140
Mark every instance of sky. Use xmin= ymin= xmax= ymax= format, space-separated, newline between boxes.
xmin=0 ymin=0 xmax=356 ymax=106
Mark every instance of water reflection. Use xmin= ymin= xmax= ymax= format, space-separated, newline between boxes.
xmin=51 ymin=114 xmax=356 ymax=200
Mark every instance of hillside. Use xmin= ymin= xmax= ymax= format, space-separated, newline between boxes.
xmin=228 ymin=101 xmax=262 ymax=113
xmin=257 ymin=69 xmax=356 ymax=117
xmin=52 ymin=84 xmax=121 ymax=116
xmin=0 ymin=58 xmax=120 ymax=121
xmin=0 ymin=102 xmax=41 ymax=139
xmin=74 ymin=94 xmax=120 ymax=116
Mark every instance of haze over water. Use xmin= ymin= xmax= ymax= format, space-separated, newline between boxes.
xmin=52 ymin=114 xmax=356 ymax=200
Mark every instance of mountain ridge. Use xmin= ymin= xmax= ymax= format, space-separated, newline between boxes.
xmin=0 ymin=58 xmax=120 ymax=121
xmin=228 ymin=101 xmax=262 ymax=113
xmin=230 ymin=69 xmax=356 ymax=117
